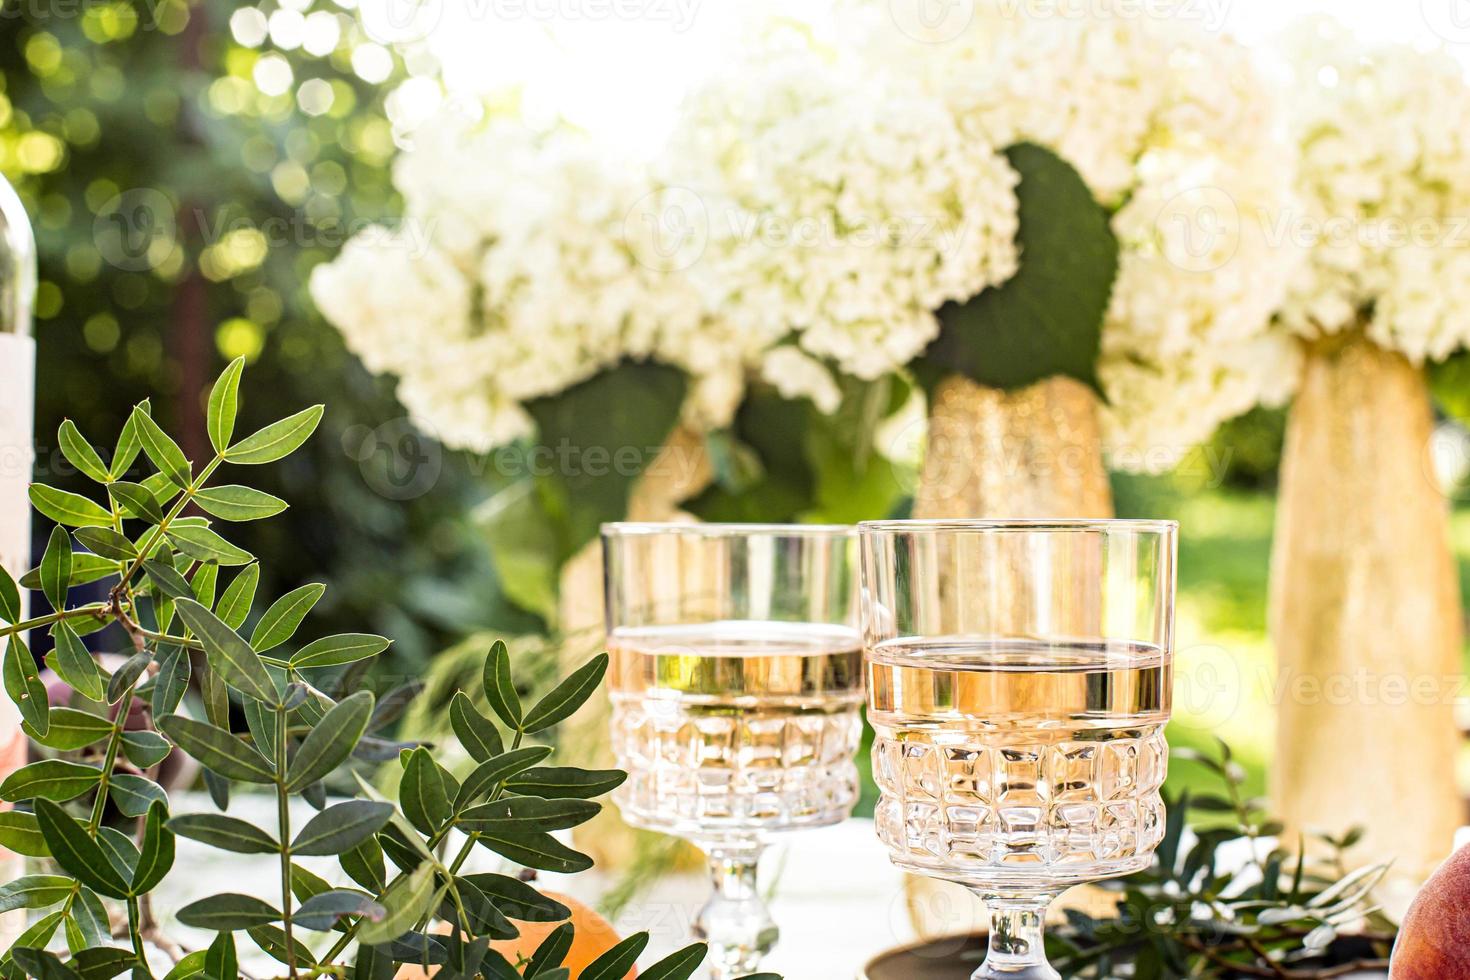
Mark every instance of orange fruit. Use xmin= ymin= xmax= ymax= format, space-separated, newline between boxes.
xmin=395 ymin=891 xmax=634 ymax=979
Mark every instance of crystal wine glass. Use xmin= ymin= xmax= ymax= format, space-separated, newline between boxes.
xmin=860 ymin=519 xmax=1177 ymax=980
xmin=602 ymin=522 xmax=862 ymax=978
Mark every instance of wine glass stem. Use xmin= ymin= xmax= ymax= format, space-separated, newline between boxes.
xmin=974 ymin=895 xmax=1059 ymax=980
xmin=695 ymin=843 xmax=776 ymax=979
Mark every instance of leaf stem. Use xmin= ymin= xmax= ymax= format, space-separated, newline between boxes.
xmin=115 ymin=454 xmax=224 ymax=598
xmin=128 ymin=895 xmax=154 ymax=979
xmin=0 ymin=602 xmax=109 ymax=639
xmin=275 ymin=701 xmax=299 ymax=979
xmin=90 ymin=681 xmax=139 ymax=833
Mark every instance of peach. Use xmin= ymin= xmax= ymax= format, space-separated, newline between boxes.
xmin=1390 ymin=843 xmax=1470 ymax=979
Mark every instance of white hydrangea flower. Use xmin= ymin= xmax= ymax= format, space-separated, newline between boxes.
xmin=761 ymin=346 xmax=843 ymax=414
xmin=855 ymin=1 xmax=1302 ymax=471
xmin=1277 ymin=18 xmax=1470 ymax=365
xmin=313 ymin=110 xmax=745 ymax=451
xmin=662 ymin=14 xmax=1021 ymax=384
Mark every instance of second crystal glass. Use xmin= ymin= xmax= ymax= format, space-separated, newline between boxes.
xmin=602 ymin=522 xmax=861 ymax=978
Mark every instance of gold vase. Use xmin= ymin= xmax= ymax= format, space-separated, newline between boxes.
xmin=1270 ymin=333 xmax=1464 ymax=893
xmin=558 ymin=426 xmax=712 ymax=868
xmin=905 ymin=373 xmax=1117 ymax=938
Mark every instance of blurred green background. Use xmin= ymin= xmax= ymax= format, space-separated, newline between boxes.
xmin=3 ymin=0 xmax=1469 ymax=813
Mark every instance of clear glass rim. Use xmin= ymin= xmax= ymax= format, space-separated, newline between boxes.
xmin=602 ymin=521 xmax=855 ymax=539
xmin=858 ymin=518 xmax=1177 ymax=534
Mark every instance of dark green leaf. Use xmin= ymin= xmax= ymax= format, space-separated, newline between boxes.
xmin=0 ymin=875 xmax=74 ymax=913
xmin=34 ymin=800 xmax=131 ymax=899
xmin=290 ymin=633 xmax=390 ymax=669
xmin=449 ymin=692 xmax=503 ymax=763
xmin=203 ymin=930 xmax=237 ymax=980
xmin=351 ymin=942 xmax=395 ymax=980
xmin=48 ymin=623 xmax=105 ymax=702
xmin=367 ymin=681 xmax=422 ymax=733
xmin=241 ymin=697 xmax=278 ymax=760
xmin=506 ymin=766 xmax=627 ymax=800
xmin=481 ymin=640 xmax=521 ymax=730
xmin=0 ymin=562 xmax=19 ymax=624
xmin=479 ymin=950 xmax=522 ymax=980
xmin=161 ymin=950 xmax=208 ymax=978
xmin=0 ymin=760 xmax=102 ymax=802
xmin=192 ymin=485 xmax=287 ymax=523
xmin=73 ymin=527 xmax=136 ymax=561
xmin=401 ymin=747 xmax=454 ymax=835
xmin=109 ymin=774 xmax=165 ymax=818
xmin=9 ymin=948 xmax=79 ymax=980
xmin=141 ymin=559 xmax=193 ymax=600
xmin=340 ymin=837 xmax=386 ymax=893
xmin=920 ymin=143 xmax=1116 ymax=393
xmin=215 ymin=564 xmax=259 ymax=631
xmin=129 ymin=405 xmax=192 ymax=489
xmin=356 ymin=862 xmax=438 ymax=945
xmin=0 ymin=811 xmax=49 ymax=857
xmin=521 ymin=653 xmax=607 ymax=734
xmin=460 ymin=797 xmax=600 ymax=834
xmin=19 ymin=553 xmax=115 ymax=592
xmin=579 ymin=933 xmax=649 ymax=980
xmin=157 ymin=715 xmax=275 ymax=784
xmin=289 ymin=862 xmax=333 ymax=904
xmin=58 ymin=420 xmax=110 ymax=485
xmin=302 ymin=779 xmax=327 ymax=811
xmin=291 ymin=800 xmax=394 ymax=856
xmin=176 ymin=894 xmax=281 ymax=931
xmin=295 ymin=890 xmax=386 ymax=932
xmin=28 ymin=485 xmax=113 ymax=529
xmin=151 ymin=646 xmax=190 ymax=716
xmin=461 ymin=873 xmax=569 ymax=922
xmin=476 ymin=831 xmax=593 ymax=874
xmin=207 ymin=357 xmax=246 ymax=454
xmin=121 ymin=731 xmax=173 ymax=770
xmin=377 ymin=933 xmax=449 ymax=968
xmin=640 ymin=943 xmax=709 ymax=980
xmin=40 ymin=526 xmax=72 ymax=610
xmin=166 ymin=813 xmax=278 ymax=854
xmin=24 ymin=707 xmax=111 ymax=750
xmin=447 ymin=878 xmax=517 ymax=940
xmin=105 ymin=650 xmax=150 ymax=704
xmin=225 ymin=405 xmax=324 ymax=464
xmin=246 ymin=924 xmax=317 ymax=967
xmin=286 ymin=690 xmax=374 ymax=790
xmin=202 ymin=767 xmax=230 ymax=811
xmin=524 ymin=922 xmax=573 ymax=976
xmin=5 ymin=635 xmax=49 ymax=735
xmin=455 ymin=746 xmax=552 ymax=810
xmin=167 ymin=526 xmax=252 ymax=567
xmin=131 ymin=800 xmax=175 ymax=893
xmin=249 ymin=582 xmax=325 ymax=652
xmin=108 ymin=481 xmax=163 ymax=525
xmin=174 ymin=597 xmax=279 ymax=705
xmin=69 ymin=945 xmax=134 ymax=980
xmin=95 ymin=827 xmax=138 ymax=880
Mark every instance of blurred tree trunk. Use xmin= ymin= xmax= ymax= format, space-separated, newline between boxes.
xmin=170 ymin=6 xmax=210 ymax=466
xmin=1271 ymin=332 xmax=1464 ymax=895
xmin=905 ymin=373 xmax=1117 ymax=937
xmin=558 ymin=426 xmax=711 ymax=867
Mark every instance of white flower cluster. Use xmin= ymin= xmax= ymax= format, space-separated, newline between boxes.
xmin=1276 ymin=18 xmax=1470 ymax=364
xmin=661 ymin=16 xmax=1021 ymax=386
xmin=312 ymin=112 xmax=746 ymax=452
xmin=856 ymin=3 xmax=1303 ymax=468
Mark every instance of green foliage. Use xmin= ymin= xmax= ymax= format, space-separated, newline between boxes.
xmin=919 ymin=142 xmax=1118 ymax=394
xmin=1049 ymin=741 xmax=1394 ymax=978
xmin=0 ymin=364 xmax=760 ymax=979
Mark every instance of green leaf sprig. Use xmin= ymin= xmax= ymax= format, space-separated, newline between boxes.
xmin=0 ymin=361 xmax=763 ymax=980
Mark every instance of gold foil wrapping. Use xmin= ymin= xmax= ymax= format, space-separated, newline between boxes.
xmin=1270 ymin=333 xmax=1464 ymax=890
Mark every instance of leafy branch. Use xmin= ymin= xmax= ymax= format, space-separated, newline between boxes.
xmin=0 ymin=360 xmax=759 ymax=979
